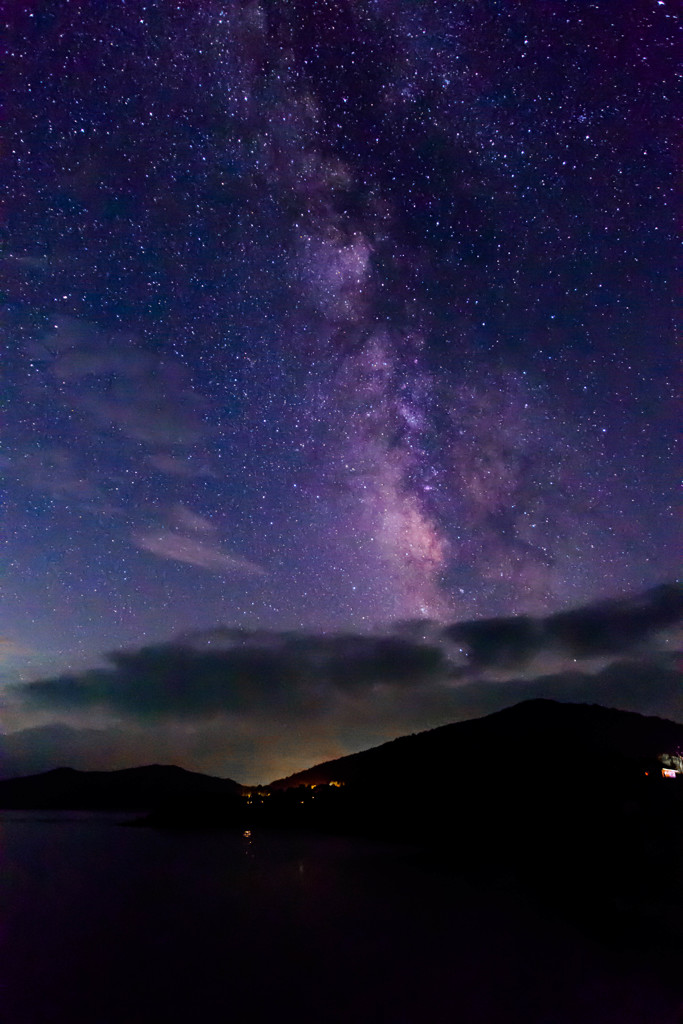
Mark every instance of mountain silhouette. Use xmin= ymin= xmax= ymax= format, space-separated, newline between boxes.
xmin=268 ymin=697 xmax=683 ymax=789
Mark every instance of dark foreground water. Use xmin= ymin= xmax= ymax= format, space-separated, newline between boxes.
xmin=1 ymin=812 xmax=679 ymax=1024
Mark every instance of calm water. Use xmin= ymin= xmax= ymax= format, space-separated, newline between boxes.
xmin=0 ymin=812 xmax=679 ymax=1024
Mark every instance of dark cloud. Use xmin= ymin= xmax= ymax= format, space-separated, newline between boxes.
xmin=445 ymin=615 xmax=541 ymax=671
xmin=446 ymin=583 xmax=682 ymax=669
xmin=316 ymin=635 xmax=448 ymax=690
xmin=545 ymin=584 xmax=683 ymax=657
xmin=14 ymin=585 xmax=682 ymax=730
xmin=17 ymin=631 xmax=447 ymax=721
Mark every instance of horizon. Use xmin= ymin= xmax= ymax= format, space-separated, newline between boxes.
xmin=2 ymin=693 xmax=682 ymax=791
xmin=3 ymin=582 xmax=681 ymax=784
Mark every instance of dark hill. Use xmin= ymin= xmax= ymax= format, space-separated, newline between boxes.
xmin=0 ymin=764 xmax=242 ymax=810
xmin=268 ymin=699 xmax=683 ymax=939
xmin=269 ymin=698 xmax=683 ymax=789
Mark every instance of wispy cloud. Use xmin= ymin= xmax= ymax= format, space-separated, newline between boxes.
xmin=145 ymin=452 xmax=218 ymax=478
xmin=10 ymin=445 xmax=114 ymax=511
xmin=133 ymin=528 xmax=263 ymax=576
xmin=28 ymin=317 xmax=215 ymax=448
xmin=167 ymin=504 xmax=216 ymax=534
xmin=85 ymin=389 xmax=211 ymax=447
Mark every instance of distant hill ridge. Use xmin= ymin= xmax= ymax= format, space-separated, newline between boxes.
xmin=0 ymin=763 xmax=242 ymax=810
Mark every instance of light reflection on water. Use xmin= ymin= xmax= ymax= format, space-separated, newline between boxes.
xmin=0 ymin=812 xmax=677 ymax=1024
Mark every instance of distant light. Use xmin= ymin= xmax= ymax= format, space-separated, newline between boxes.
xmin=662 ymin=768 xmax=677 ymax=779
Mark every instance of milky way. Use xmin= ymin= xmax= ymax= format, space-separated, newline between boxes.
xmin=3 ymin=0 xmax=678 ymax=685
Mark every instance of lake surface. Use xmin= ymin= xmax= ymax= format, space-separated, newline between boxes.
xmin=1 ymin=812 xmax=679 ymax=1023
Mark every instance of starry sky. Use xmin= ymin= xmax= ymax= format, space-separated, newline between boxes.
xmin=2 ymin=1 xmax=680 ymax=782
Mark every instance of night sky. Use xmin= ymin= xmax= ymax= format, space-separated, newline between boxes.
xmin=2 ymin=1 xmax=680 ymax=782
